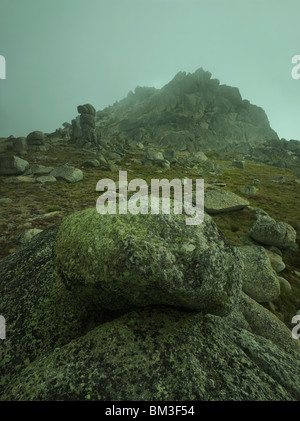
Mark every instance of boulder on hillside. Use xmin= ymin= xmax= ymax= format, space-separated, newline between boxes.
xmin=50 ymin=165 xmax=83 ymax=183
xmin=204 ymin=189 xmax=249 ymax=214
xmin=0 ymin=155 xmax=29 ymax=176
xmin=249 ymin=215 xmax=297 ymax=248
xmin=26 ymin=131 xmax=45 ymax=145
xmin=239 ymin=245 xmax=280 ymax=303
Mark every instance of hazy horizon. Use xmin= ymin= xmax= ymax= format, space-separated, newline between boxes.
xmin=0 ymin=0 xmax=299 ymax=140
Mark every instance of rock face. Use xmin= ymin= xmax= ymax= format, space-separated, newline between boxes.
xmin=94 ymin=68 xmax=279 ymax=154
xmin=0 ymin=155 xmax=29 ymax=175
xmin=50 ymin=165 xmax=83 ymax=183
xmin=249 ymin=215 xmax=297 ymax=248
xmin=54 ymin=206 xmax=242 ymax=316
xmin=204 ymin=189 xmax=249 ymax=214
xmin=1 ymin=212 xmax=300 ymax=401
xmin=239 ymin=245 xmax=280 ymax=302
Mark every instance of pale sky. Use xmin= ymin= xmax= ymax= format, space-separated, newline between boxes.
xmin=0 ymin=0 xmax=299 ymax=140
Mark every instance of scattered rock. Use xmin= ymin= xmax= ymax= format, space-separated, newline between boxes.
xmin=50 ymin=165 xmax=83 ymax=183
xmin=239 ymin=245 xmax=280 ymax=303
xmin=204 ymin=189 xmax=249 ymax=214
xmin=240 ymin=185 xmax=258 ymax=196
xmin=36 ymin=176 xmax=57 ymax=184
xmin=249 ymin=215 xmax=297 ymax=248
xmin=0 ymin=156 xmax=29 ymax=176
xmin=31 ymin=165 xmax=54 ymax=175
xmin=232 ymin=160 xmax=245 ymax=169
xmin=278 ymin=277 xmax=292 ymax=294
xmin=265 ymin=249 xmax=286 ymax=272
xmin=82 ymin=159 xmax=100 ymax=168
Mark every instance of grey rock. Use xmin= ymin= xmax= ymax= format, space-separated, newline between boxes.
xmin=82 ymin=159 xmax=100 ymax=168
xmin=145 ymin=149 xmax=164 ymax=161
xmin=31 ymin=165 xmax=55 ymax=175
xmin=36 ymin=176 xmax=57 ymax=184
xmin=204 ymin=189 xmax=249 ymax=214
xmin=27 ymin=131 xmax=45 ymax=145
xmin=278 ymin=277 xmax=292 ymax=294
xmin=50 ymin=165 xmax=83 ymax=183
xmin=239 ymin=245 xmax=280 ymax=302
xmin=0 ymin=156 xmax=29 ymax=175
xmin=265 ymin=249 xmax=286 ymax=272
xmin=2 ymin=306 xmax=300 ymax=401
xmin=249 ymin=215 xmax=296 ymax=248
xmin=240 ymin=185 xmax=258 ymax=196
xmin=54 ymin=206 xmax=243 ymax=316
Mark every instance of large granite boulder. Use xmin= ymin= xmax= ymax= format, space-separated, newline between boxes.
xmin=54 ymin=205 xmax=243 ymax=316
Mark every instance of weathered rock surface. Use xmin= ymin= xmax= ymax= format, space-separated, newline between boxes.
xmin=249 ymin=215 xmax=297 ymax=248
xmin=1 ymin=306 xmax=300 ymax=401
xmin=54 ymin=206 xmax=242 ymax=316
xmin=239 ymin=245 xmax=280 ymax=302
xmin=204 ymin=189 xmax=249 ymax=214
xmin=0 ymin=212 xmax=300 ymax=401
xmin=265 ymin=249 xmax=286 ymax=273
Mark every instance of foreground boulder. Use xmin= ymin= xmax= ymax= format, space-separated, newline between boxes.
xmin=204 ymin=189 xmax=249 ymax=214
xmin=249 ymin=215 xmax=297 ymax=248
xmin=54 ymin=206 xmax=243 ymax=316
xmin=2 ymin=307 xmax=300 ymax=401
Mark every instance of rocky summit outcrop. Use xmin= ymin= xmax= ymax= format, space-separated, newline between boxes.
xmin=1 ymin=205 xmax=300 ymax=401
xmin=92 ymin=68 xmax=279 ymax=155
